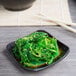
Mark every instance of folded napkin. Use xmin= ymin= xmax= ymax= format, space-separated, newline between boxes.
xmin=0 ymin=0 xmax=72 ymax=26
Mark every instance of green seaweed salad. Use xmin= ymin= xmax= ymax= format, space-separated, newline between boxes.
xmin=13 ymin=32 xmax=59 ymax=68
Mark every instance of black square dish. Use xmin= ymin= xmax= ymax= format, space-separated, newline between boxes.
xmin=6 ymin=30 xmax=70 ymax=71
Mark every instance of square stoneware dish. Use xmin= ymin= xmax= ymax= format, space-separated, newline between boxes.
xmin=6 ymin=30 xmax=70 ymax=71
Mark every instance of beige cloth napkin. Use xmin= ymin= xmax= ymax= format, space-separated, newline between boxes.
xmin=0 ymin=0 xmax=72 ymax=26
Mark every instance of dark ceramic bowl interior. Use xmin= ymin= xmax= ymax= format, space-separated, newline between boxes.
xmin=6 ymin=30 xmax=70 ymax=71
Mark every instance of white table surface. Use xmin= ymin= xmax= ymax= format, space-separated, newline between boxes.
xmin=0 ymin=26 xmax=76 ymax=76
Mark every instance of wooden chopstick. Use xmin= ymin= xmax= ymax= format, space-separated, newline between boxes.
xmin=37 ymin=14 xmax=76 ymax=33
xmin=38 ymin=13 xmax=76 ymax=26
